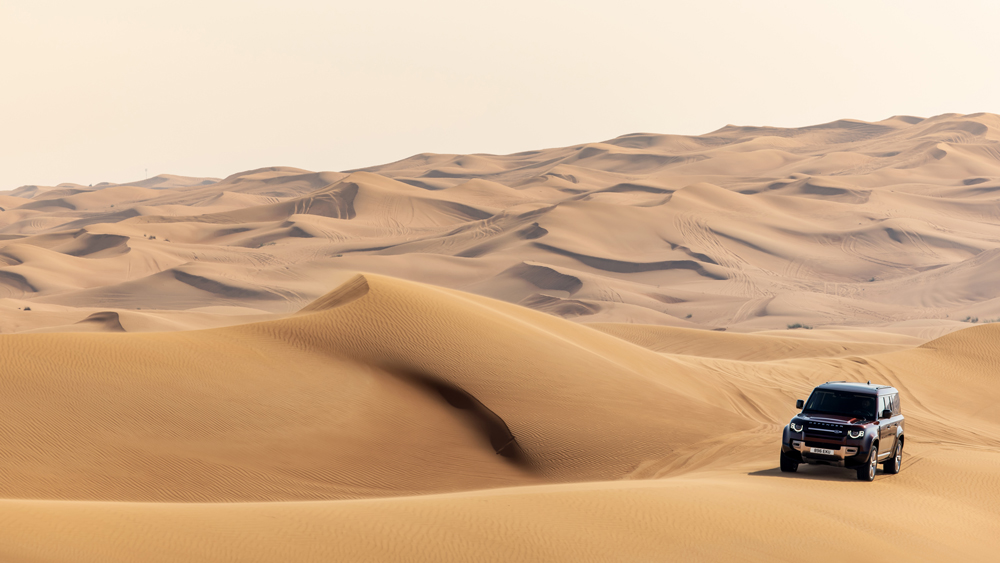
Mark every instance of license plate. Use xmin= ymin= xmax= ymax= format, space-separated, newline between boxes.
xmin=810 ymin=447 xmax=835 ymax=455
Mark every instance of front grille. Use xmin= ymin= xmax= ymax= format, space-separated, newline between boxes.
xmin=804 ymin=422 xmax=845 ymax=441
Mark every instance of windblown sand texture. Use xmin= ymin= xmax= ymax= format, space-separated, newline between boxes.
xmin=2 ymin=114 xmax=1000 ymax=561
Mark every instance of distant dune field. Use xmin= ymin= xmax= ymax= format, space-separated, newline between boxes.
xmin=2 ymin=114 xmax=1000 ymax=561
xmin=3 ymin=113 xmax=1000 ymax=336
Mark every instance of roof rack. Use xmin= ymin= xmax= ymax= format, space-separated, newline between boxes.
xmin=820 ymin=381 xmax=894 ymax=389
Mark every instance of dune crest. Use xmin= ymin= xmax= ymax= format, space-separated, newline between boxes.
xmin=297 ymin=273 xmax=369 ymax=313
xmin=74 ymin=311 xmax=126 ymax=332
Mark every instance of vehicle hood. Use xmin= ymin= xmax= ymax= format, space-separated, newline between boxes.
xmin=797 ymin=413 xmax=870 ymax=425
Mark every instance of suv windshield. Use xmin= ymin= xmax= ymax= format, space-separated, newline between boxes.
xmin=804 ymin=390 xmax=878 ymax=419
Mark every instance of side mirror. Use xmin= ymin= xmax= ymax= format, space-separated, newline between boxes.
xmin=796 ymin=399 xmax=804 ymax=409
xmin=881 ymin=409 xmax=892 ymax=419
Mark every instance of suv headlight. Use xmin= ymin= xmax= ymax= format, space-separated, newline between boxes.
xmin=848 ymin=429 xmax=864 ymax=439
xmin=790 ymin=423 xmax=803 ymax=432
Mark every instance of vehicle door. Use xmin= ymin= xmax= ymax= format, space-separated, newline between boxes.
xmin=878 ymin=395 xmax=894 ymax=457
xmin=893 ymin=393 xmax=903 ymax=437
xmin=886 ymin=393 xmax=901 ymax=451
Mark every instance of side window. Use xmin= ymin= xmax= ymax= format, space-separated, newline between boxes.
xmin=880 ymin=395 xmax=891 ymax=416
xmin=891 ymin=393 xmax=901 ymax=416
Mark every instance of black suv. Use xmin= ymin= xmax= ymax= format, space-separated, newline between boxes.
xmin=780 ymin=381 xmax=904 ymax=481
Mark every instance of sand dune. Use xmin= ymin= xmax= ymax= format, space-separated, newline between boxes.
xmin=4 ymin=114 xmax=1000 ymax=561
xmin=1 ymin=274 xmax=999 ymax=560
xmin=3 ymin=113 xmax=1000 ymax=333
xmin=0 ymin=274 xmax=757 ymax=502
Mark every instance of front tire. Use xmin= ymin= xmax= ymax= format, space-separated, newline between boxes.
xmin=883 ymin=440 xmax=902 ymax=474
xmin=857 ymin=444 xmax=878 ymax=481
xmin=780 ymin=451 xmax=799 ymax=473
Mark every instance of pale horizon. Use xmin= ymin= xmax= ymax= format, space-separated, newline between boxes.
xmin=3 ymin=0 xmax=999 ymax=189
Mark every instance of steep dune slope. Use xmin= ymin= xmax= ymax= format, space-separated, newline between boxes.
xmin=0 ymin=275 xmax=752 ymax=502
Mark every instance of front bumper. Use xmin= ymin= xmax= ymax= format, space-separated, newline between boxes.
xmin=782 ymin=425 xmax=873 ymax=469
xmin=789 ymin=440 xmax=859 ymax=467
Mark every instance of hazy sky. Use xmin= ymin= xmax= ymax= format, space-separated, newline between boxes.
xmin=2 ymin=0 xmax=998 ymax=189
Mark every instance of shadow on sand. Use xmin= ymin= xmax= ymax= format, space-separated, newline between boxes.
xmin=749 ymin=465 xmax=888 ymax=482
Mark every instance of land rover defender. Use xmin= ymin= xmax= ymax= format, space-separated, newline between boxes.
xmin=780 ymin=381 xmax=904 ymax=481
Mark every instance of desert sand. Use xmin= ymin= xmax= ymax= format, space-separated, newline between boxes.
xmin=2 ymin=114 xmax=1000 ymax=561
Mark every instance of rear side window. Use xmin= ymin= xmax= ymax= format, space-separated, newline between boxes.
xmin=891 ymin=393 xmax=901 ymax=415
